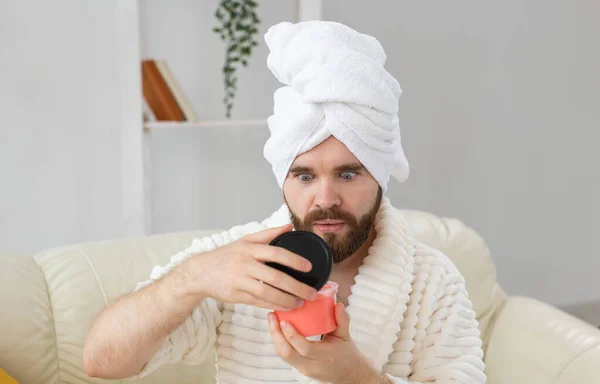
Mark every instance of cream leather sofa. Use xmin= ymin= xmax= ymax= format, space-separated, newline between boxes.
xmin=1 ymin=210 xmax=600 ymax=384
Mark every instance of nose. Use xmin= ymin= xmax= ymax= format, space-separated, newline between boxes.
xmin=314 ymin=179 xmax=341 ymax=210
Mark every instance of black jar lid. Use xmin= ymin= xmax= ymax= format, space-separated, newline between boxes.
xmin=267 ymin=230 xmax=333 ymax=291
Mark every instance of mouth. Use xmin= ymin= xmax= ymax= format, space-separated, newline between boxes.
xmin=313 ymin=220 xmax=346 ymax=233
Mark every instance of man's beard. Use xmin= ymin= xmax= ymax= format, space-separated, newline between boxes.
xmin=286 ymin=189 xmax=382 ymax=264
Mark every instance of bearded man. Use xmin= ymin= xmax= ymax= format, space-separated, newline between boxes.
xmin=83 ymin=20 xmax=486 ymax=384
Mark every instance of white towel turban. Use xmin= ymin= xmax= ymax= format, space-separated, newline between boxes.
xmin=263 ymin=21 xmax=409 ymax=193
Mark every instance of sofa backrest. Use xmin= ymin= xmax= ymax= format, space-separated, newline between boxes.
xmin=0 ymin=210 xmax=505 ymax=384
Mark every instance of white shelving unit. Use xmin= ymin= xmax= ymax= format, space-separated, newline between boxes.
xmin=143 ymin=119 xmax=268 ymax=131
xmin=124 ymin=0 xmax=321 ymax=236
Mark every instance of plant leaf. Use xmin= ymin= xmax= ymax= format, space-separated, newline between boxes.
xmin=215 ymin=0 xmax=260 ymax=118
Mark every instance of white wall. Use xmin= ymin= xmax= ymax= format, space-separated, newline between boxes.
xmin=2 ymin=0 xmax=598 ymax=308
xmin=321 ymin=0 xmax=600 ymax=307
xmin=145 ymin=0 xmax=600 ymax=307
xmin=0 ymin=0 xmax=142 ymax=253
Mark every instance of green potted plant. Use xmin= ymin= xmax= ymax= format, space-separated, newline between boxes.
xmin=213 ymin=0 xmax=261 ymax=118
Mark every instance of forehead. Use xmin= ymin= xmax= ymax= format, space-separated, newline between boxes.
xmin=291 ymin=136 xmax=361 ymax=169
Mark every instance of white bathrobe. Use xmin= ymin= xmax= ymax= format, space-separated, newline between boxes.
xmin=133 ymin=197 xmax=486 ymax=383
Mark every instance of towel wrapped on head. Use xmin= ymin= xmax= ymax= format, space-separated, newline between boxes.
xmin=263 ymin=21 xmax=409 ymax=193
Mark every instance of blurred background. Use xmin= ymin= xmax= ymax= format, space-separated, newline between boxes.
xmin=1 ymin=0 xmax=598 ymax=318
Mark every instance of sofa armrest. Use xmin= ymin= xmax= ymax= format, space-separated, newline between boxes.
xmin=485 ymin=296 xmax=600 ymax=384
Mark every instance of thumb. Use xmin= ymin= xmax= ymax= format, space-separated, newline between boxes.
xmin=243 ymin=224 xmax=293 ymax=244
xmin=331 ymin=302 xmax=351 ymax=340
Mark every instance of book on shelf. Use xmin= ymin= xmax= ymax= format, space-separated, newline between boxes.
xmin=141 ymin=59 xmax=198 ymax=122
xmin=155 ymin=60 xmax=199 ymax=122
xmin=142 ymin=97 xmax=156 ymax=122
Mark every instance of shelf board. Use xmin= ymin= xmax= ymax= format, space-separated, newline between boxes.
xmin=143 ymin=119 xmax=267 ymax=131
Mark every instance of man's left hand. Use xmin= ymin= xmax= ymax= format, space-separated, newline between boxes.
xmin=268 ymin=302 xmax=388 ymax=384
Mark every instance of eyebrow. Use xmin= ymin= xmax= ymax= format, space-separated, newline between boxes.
xmin=288 ymin=165 xmax=314 ymax=174
xmin=334 ymin=163 xmax=365 ymax=173
xmin=288 ymin=163 xmax=365 ymax=174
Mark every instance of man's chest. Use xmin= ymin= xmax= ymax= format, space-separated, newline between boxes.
xmin=330 ymin=271 xmax=358 ymax=306
xmin=335 ymin=280 xmax=354 ymax=307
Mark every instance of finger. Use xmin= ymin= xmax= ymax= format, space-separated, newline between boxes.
xmin=249 ymin=243 xmax=313 ymax=273
xmin=248 ymin=262 xmax=317 ymax=301
xmin=243 ymin=224 xmax=293 ymax=244
xmin=268 ymin=312 xmax=300 ymax=361
xmin=280 ymin=320 xmax=317 ymax=359
xmin=330 ymin=303 xmax=351 ymax=340
xmin=235 ymin=291 xmax=290 ymax=312
xmin=240 ymin=277 xmax=304 ymax=310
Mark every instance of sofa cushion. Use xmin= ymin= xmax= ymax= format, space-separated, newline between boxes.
xmin=31 ymin=230 xmax=219 ymax=384
xmin=0 ymin=254 xmax=58 ymax=384
xmin=400 ymin=210 xmax=506 ymax=351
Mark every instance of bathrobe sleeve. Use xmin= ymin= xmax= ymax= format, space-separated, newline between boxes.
xmin=131 ymin=222 xmax=265 ymax=378
xmin=383 ymin=245 xmax=487 ymax=384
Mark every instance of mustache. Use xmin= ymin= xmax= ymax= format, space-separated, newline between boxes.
xmin=304 ymin=207 xmax=357 ymax=226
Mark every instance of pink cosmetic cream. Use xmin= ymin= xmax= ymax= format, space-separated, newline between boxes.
xmin=275 ymin=281 xmax=338 ymax=337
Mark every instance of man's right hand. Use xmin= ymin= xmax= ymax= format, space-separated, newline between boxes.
xmin=176 ymin=224 xmax=318 ymax=311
